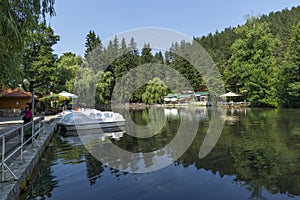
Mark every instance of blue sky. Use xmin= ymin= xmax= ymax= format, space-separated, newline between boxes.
xmin=50 ymin=0 xmax=300 ymax=57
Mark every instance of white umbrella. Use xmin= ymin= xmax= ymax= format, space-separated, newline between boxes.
xmin=171 ymin=97 xmax=178 ymax=102
xmin=219 ymin=92 xmax=241 ymax=97
xmin=58 ymin=91 xmax=78 ymax=99
xmin=219 ymin=92 xmax=241 ymax=102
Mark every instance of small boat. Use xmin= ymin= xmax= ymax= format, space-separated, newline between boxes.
xmin=57 ymin=109 xmax=125 ymax=132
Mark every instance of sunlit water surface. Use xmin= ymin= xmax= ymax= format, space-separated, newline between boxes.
xmin=19 ymin=107 xmax=300 ymax=200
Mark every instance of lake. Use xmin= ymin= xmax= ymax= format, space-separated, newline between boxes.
xmin=19 ymin=107 xmax=300 ymax=200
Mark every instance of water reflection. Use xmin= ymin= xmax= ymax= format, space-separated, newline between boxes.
xmin=80 ymin=107 xmax=198 ymax=173
xmin=19 ymin=107 xmax=300 ymax=200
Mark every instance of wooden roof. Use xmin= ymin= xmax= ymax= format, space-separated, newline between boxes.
xmin=0 ymin=87 xmax=38 ymax=99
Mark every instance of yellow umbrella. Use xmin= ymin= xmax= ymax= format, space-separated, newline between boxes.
xmin=40 ymin=93 xmax=70 ymax=102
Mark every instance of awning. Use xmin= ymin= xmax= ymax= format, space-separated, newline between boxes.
xmin=195 ymin=91 xmax=209 ymax=96
xmin=164 ymin=93 xmax=178 ymax=98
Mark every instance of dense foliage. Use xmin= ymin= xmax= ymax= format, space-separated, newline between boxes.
xmin=0 ymin=0 xmax=55 ymax=87
xmin=23 ymin=22 xmax=59 ymax=94
xmin=195 ymin=6 xmax=300 ymax=107
xmin=70 ymin=6 xmax=300 ymax=107
xmin=1 ymin=4 xmax=300 ymax=107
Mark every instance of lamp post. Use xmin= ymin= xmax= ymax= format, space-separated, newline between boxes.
xmin=28 ymin=81 xmax=36 ymax=140
xmin=29 ymin=81 xmax=34 ymax=120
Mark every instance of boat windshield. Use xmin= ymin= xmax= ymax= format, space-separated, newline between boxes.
xmin=103 ymin=112 xmax=113 ymax=118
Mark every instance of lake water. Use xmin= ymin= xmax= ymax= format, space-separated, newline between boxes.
xmin=19 ymin=107 xmax=300 ymax=200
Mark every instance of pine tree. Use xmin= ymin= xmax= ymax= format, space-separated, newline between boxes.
xmin=84 ymin=30 xmax=102 ymax=58
xmin=139 ymin=43 xmax=153 ymax=64
xmin=169 ymin=41 xmax=203 ymax=91
xmin=154 ymin=51 xmax=164 ymax=64
xmin=129 ymin=43 xmax=154 ymax=102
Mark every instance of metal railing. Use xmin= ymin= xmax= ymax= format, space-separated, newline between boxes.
xmin=0 ymin=117 xmax=45 ymax=182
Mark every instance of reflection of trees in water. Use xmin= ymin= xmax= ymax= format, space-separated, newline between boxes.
xmin=20 ymin=108 xmax=300 ymax=199
xmin=19 ymin=137 xmax=61 ymax=199
xmin=19 ymin=136 xmax=106 ymax=198
xmin=85 ymin=153 xmax=104 ymax=185
xmin=128 ymin=108 xmax=151 ymax=126
xmin=232 ymin=141 xmax=279 ymax=200
xmin=112 ymin=107 xmax=180 ymax=153
xmin=178 ymin=108 xmax=300 ymax=198
xmin=245 ymin=184 xmax=267 ymax=200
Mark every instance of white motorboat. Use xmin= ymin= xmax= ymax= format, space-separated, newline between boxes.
xmin=57 ymin=109 xmax=125 ymax=132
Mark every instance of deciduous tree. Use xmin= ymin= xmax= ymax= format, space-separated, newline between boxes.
xmin=0 ymin=0 xmax=55 ymax=86
xmin=225 ymin=20 xmax=280 ymax=107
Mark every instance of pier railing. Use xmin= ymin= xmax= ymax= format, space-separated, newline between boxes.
xmin=0 ymin=117 xmax=45 ymax=182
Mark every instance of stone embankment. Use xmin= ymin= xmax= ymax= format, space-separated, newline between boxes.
xmin=0 ymin=115 xmax=59 ymax=200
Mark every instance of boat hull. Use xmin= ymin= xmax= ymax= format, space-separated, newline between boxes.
xmin=60 ymin=120 xmax=125 ymax=132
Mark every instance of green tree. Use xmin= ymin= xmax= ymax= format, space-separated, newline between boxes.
xmin=114 ymin=38 xmax=129 ymax=82
xmin=169 ymin=41 xmax=204 ymax=91
xmin=225 ymin=20 xmax=280 ymax=107
xmin=280 ymin=21 xmax=300 ymax=107
xmin=55 ymin=52 xmax=83 ymax=92
xmin=139 ymin=43 xmax=153 ymax=64
xmin=83 ymin=30 xmax=116 ymax=106
xmin=113 ymin=38 xmax=134 ymax=103
xmin=84 ymin=30 xmax=102 ymax=59
xmin=113 ymin=37 xmax=139 ymax=103
xmin=23 ymin=22 xmax=59 ymax=94
xmin=142 ymin=77 xmax=168 ymax=104
xmin=96 ymin=71 xmax=114 ymax=105
xmin=73 ymin=64 xmax=100 ymax=107
xmin=194 ymin=6 xmax=300 ymax=107
xmin=129 ymin=43 xmax=154 ymax=102
xmin=0 ymin=0 xmax=55 ymax=86
xmin=154 ymin=51 xmax=164 ymax=64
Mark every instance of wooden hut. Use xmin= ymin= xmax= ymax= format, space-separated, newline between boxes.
xmin=0 ymin=87 xmax=38 ymax=116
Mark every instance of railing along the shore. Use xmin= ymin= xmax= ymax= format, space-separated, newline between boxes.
xmin=0 ymin=117 xmax=45 ymax=182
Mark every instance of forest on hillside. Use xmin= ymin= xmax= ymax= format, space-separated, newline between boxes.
xmin=1 ymin=2 xmax=300 ymax=108
xmin=196 ymin=6 xmax=300 ymax=107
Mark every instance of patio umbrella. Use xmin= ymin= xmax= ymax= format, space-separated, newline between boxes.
xmin=39 ymin=93 xmax=70 ymax=102
xmin=219 ymin=92 xmax=241 ymax=97
xmin=171 ymin=97 xmax=178 ymax=102
xmin=219 ymin=92 xmax=241 ymax=102
xmin=58 ymin=91 xmax=78 ymax=99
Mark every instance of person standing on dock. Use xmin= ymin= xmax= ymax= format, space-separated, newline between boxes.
xmin=23 ymin=103 xmax=32 ymax=124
